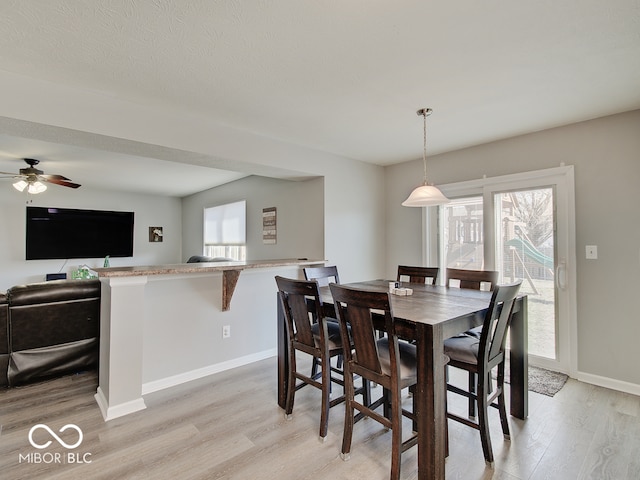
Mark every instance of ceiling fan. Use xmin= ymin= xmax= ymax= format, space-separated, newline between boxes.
xmin=0 ymin=158 xmax=81 ymax=194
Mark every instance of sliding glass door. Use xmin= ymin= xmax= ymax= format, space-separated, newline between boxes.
xmin=430 ymin=167 xmax=576 ymax=374
xmin=494 ymin=188 xmax=556 ymax=360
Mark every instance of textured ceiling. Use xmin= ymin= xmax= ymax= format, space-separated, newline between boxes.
xmin=0 ymin=1 xmax=639 ymax=195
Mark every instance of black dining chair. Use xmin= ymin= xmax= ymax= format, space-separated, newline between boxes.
xmin=330 ymin=283 xmax=418 ymax=480
xmin=445 ymin=267 xmax=500 ymax=417
xmin=275 ymin=275 xmax=348 ymax=441
xmin=303 ymin=265 xmax=340 ymax=287
xmin=445 ymin=268 xmax=498 ymax=291
xmin=303 ymin=265 xmax=343 ymax=376
xmin=397 ymin=265 xmax=439 ymax=285
xmin=444 ymin=281 xmax=522 ymax=466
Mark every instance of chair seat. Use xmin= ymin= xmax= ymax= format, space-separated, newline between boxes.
xmin=376 ymin=337 xmax=417 ymax=382
xmin=310 ymin=318 xmax=343 ymax=350
xmin=465 ymin=325 xmax=483 ymax=338
xmin=443 ymin=333 xmax=479 ymax=365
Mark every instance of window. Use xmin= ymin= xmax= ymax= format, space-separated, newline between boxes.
xmin=441 ymin=196 xmax=484 ymax=271
xmin=203 ymin=200 xmax=246 ymax=261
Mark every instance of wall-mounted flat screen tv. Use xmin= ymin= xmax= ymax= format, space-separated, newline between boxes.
xmin=26 ymin=206 xmax=135 ymax=260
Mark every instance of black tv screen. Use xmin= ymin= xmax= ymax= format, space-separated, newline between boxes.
xmin=26 ymin=206 xmax=135 ymax=260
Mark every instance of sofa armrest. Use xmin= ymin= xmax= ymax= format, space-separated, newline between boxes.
xmin=5 ymin=280 xmax=100 ymax=386
xmin=7 ymin=279 xmax=100 ymax=305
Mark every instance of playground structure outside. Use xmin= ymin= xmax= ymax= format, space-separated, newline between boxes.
xmin=443 ymin=189 xmax=557 ymax=360
xmin=447 ymin=240 xmax=556 ymax=360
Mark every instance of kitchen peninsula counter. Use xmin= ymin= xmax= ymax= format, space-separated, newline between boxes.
xmin=94 ymin=258 xmax=323 ymax=277
xmin=94 ymin=258 xmax=323 ymax=421
xmin=95 ymin=258 xmax=322 ymax=311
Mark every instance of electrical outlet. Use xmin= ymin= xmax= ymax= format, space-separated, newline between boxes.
xmin=222 ymin=325 xmax=231 ymax=338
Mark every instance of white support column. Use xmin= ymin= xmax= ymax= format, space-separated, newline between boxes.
xmin=95 ymin=276 xmax=148 ymax=421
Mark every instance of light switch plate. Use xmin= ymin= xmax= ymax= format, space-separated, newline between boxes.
xmin=586 ymin=245 xmax=598 ymax=260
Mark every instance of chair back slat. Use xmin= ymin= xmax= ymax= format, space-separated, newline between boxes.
xmin=276 ymin=276 xmax=322 ymax=349
xmin=345 ymin=304 xmax=382 ymax=374
xmin=446 ymin=268 xmax=499 ymax=291
xmin=480 ymin=282 xmax=522 ymax=365
xmin=330 ymin=284 xmax=394 ymax=376
xmin=397 ymin=265 xmax=439 ymax=285
xmin=304 ymin=266 xmax=340 ymax=287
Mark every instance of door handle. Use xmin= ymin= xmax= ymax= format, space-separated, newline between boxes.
xmin=556 ymin=259 xmax=567 ymax=290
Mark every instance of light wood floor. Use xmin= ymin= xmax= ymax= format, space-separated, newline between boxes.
xmin=1 ymin=357 xmax=639 ymax=480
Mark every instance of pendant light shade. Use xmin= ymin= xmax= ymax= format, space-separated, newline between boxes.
xmin=402 ymin=108 xmax=449 ymax=207
xmin=402 ymin=183 xmax=450 ymax=207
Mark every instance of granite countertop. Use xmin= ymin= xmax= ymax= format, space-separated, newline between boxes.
xmin=94 ymin=258 xmax=324 ymax=278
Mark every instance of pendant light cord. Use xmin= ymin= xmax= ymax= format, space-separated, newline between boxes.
xmin=418 ymin=107 xmax=432 ymax=185
xmin=422 ymin=110 xmax=428 ymax=184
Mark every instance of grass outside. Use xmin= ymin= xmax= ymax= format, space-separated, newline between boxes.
xmin=513 ymin=277 xmax=556 ymax=359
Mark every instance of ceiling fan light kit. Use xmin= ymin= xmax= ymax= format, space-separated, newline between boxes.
xmin=12 ymin=180 xmax=28 ymax=192
xmin=402 ymin=108 xmax=450 ymax=207
xmin=1 ymin=158 xmax=81 ymax=194
xmin=13 ymin=179 xmax=47 ymax=194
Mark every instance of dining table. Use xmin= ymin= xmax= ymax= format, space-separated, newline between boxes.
xmin=276 ymin=279 xmax=528 ymax=480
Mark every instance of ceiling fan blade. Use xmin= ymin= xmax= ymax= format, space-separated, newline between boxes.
xmin=41 ymin=173 xmax=72 ymax=181
xmin=42 ymin=177 xmax=81 ymax=189
xmin=2 ymin=161 xmax=81 ymax=189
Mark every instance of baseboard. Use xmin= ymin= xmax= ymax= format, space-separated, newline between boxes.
xmin=577 ymin=371 xmax=640 ymax=396
xmin=141 ymin=348 xmax=277 ymax=395
xmin=95 ymin=386 xmax=147 ymax=421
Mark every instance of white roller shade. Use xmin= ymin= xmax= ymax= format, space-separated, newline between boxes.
xmin=204 ymin=200 xmax=246 ymax=245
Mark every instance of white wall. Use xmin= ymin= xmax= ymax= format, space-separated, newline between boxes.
xmin=385 ymin=110 xmax=640 ymax=389
xmin=322 ymin=156 xmax=386 ymax=284
xmin=0 ymin=186 xmax=182 ymax=290
xmin=142 ymin=266 xmax=300 ymax=386
xmin=181 ymin=175 xmax=325 ymax=262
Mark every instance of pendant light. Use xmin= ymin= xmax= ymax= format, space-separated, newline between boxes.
xmin=401 ymin=108 xmax=449 ymax=207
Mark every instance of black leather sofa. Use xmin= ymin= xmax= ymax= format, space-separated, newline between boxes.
xmin=1 ymin=279 xmax=100 ymax=387
xmin=186 ymin=255 xmax=235 ymax=263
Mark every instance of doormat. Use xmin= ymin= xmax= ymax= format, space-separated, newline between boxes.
xmin=503 ymin=364 xmax=568 ymax=397
xmin=527 ymin=365 xmax=568 ymax=397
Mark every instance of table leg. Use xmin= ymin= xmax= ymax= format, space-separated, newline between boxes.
xmin=415 ymin=323 xmax=447 ymax=480
xmin=509 ymin=296 xmax=528 ymax=419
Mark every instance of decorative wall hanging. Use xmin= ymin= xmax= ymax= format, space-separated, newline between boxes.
xmin=262 ymin=207 xmax=276 ymax=244
xmin=149 ymin=227 xmax=163 ymax=242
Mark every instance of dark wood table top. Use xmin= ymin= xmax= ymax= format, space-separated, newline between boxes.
xmin=320 ymin=279 xmax=494 ymax=338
